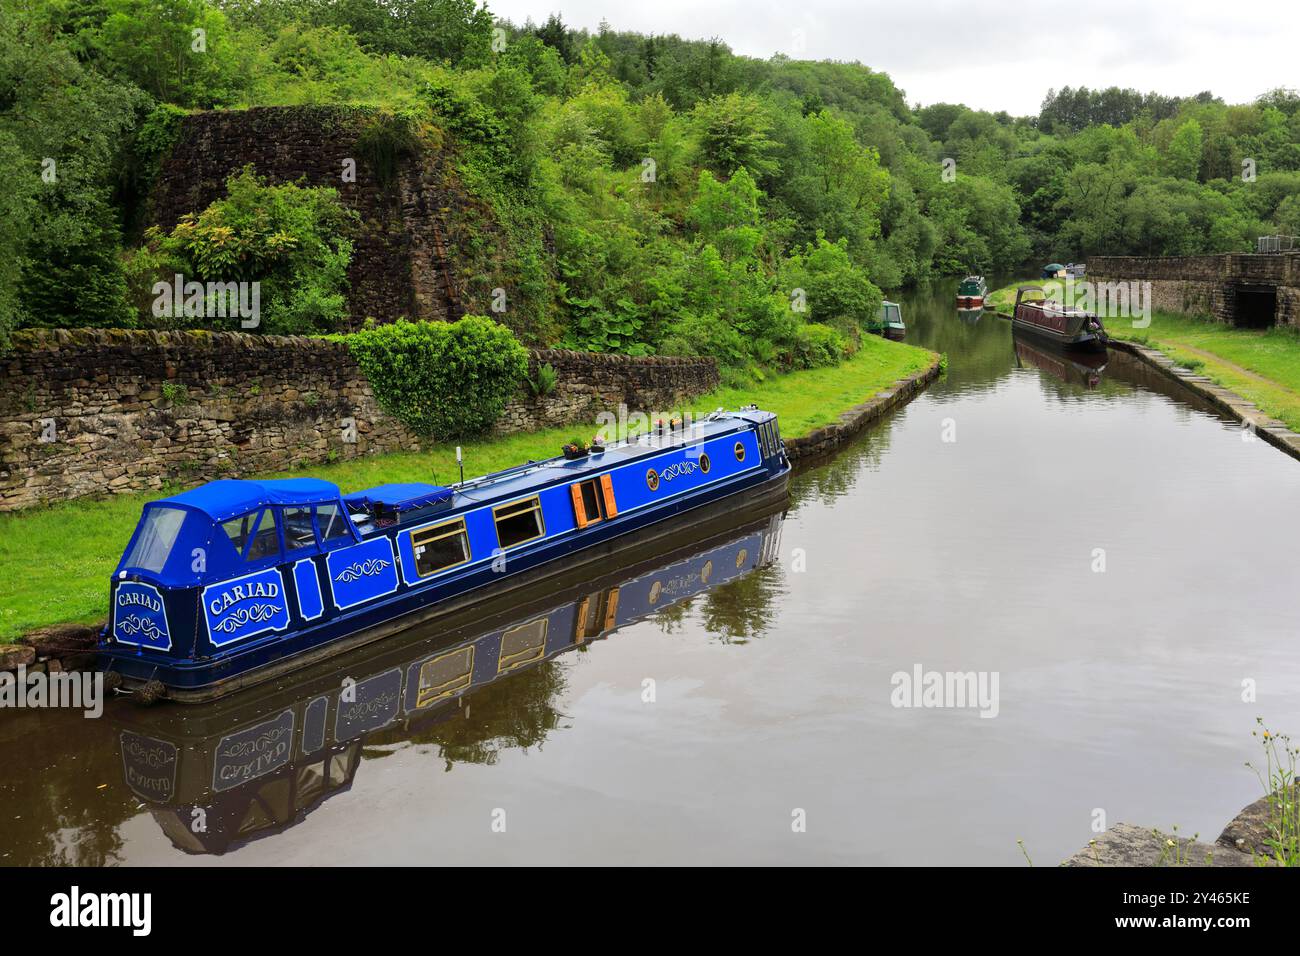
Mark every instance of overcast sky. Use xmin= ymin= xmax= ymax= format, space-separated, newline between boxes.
xmin=487 ymin=0 xmax=1296 ymax=115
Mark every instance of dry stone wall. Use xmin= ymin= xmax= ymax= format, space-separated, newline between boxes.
xmin=0 ymin=330 xmax=718 ymax=512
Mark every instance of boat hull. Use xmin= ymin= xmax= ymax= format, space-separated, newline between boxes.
xmin=101 ymin=460 xmax=791 ymax=701
xmin=1012 ymin=305 xmax=1107 ymax=353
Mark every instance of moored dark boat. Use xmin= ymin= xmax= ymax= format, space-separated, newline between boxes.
xmin=956 ymin=275 xmax=987 ymax=307
xmin=1011 ymin=285 xmax=1107 ymax=352
xmin=99 ymin=408 xmax=790 ymax=702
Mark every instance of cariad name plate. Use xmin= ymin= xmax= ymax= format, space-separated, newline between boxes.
xmin=112 ymin=581 xmax=172 ymax=651
xmin=202 ymin=568 xmax=291 ymax=647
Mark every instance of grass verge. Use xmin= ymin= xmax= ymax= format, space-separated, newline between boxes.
xmin=0 ymin=335 xmax=934 ymax=642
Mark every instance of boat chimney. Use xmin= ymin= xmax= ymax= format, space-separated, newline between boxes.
xmin=456 ymin=446 xmax=464 ymax=487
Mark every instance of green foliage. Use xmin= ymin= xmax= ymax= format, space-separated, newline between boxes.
xmin=94 ymin=0 xmax=248 ymax=107
xmin=343 ymin=316 xmax=529 ymax=440
xmin=0 ymin=7 xmax=144 ymax=333
xmin=691 ymin=92 xmax=779 ymax=180
xmin=526 ymin=361 xmax=558 ymax=397
xmin=781 ymin=235 xmax=883 ymax=332
xmin=130 ymin=167 xmax=357 ymax=333
xmin=790 ymin=322 xmax=848 ymax=369
xmin=354 ymin=109 xmax=421 ymax=187
xmin=5 ymin=0 xmax=1300 ymax=355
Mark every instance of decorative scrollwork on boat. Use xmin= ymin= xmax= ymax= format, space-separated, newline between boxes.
xmin=212 ymin=603 xmax=281 ymax=633
xmin=117 ymin=614 xmax=164 ymax=642
xmin=333 ymin=558 xmax=393 ymax=583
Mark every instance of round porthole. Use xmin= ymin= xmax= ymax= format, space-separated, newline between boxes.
xmin=736 ymin=548 xmax=748 ymax=569
xmin=699 ymin=452 xmax=711 ymax=474
xmin=734 ymin=441 xmax=746 ymax=462
xmin=649 ymin=581 xmax=662 ymax=604
xmin=701 ymin=560 xmax=713 ymax=584
xmin=646 ymin=468 xmax=660 ymax=491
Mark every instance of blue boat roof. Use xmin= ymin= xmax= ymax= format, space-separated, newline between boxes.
xmin=158 ymin=478 xmax=343 ymax=522
xmin=343 ymin=482 xmax=453 ymax=512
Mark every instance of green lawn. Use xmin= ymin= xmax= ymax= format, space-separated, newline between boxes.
xmin=0 ymin=335 xmax=934 ymax=642
xmin=989 ymin=278 xmax=1300 ymax=432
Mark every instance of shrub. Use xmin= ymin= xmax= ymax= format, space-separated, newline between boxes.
xmin=659 ymin=313 xmax=748 ymax=370
xmin=132 ymin=167 xmax=357 ymax=334
xmin=789 ymin=323 xmax=848 ymax=370
xmin=344 ymin=316 xmax=529 ymax=440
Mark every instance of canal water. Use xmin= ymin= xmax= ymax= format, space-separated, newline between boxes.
xmin=5 ymin=277 xmax=1300 ymax=866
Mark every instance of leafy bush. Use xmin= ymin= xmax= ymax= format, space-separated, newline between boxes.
xmin=659 ymin=313 xmax=749 ymax=370
xmin=789 ymin=323 xmax=849 ymax=370
xmin=130 ymin=167 xmax=357 ymax=334
xmin=344 ymin=316 xmax=529 ymax=440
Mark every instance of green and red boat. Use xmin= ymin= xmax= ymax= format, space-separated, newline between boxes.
xmin=956 ymin=275 xmax=987 ymax=307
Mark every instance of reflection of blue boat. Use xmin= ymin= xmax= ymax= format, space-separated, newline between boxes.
xmin=100 ymin=409 xmax=790 ymax=702
xmin=112 ymin=507 xmax=786 ymax=854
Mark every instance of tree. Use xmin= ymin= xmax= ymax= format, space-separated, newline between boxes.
xmin=96 ymin=0 xmax=244 ymax=107
xmin=1164 ymin=119 xmax=1204 ymax=180
xmin=690 ymin=92 xmax=779 ymax=180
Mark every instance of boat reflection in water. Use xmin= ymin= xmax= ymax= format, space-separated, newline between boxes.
xmin=113 ymin=501 xmax=787 ymax=855
xmin=956 ymin=306 xmax=983 ymax=324
xmin=1013 ymin=331 xmax=1108 ymax=390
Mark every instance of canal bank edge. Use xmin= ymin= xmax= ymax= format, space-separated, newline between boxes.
xmin=781 ymin=352 xmax=944 ymax=462
xmin=1065 ymin=788 xmax=1292 ymax=866
xmin=1 ymin=351 xmax=944 ymax=668
xmin=1106 ymin=339 xmax=1300 ymax=463
xmin=991 ymin=310 xmax=1300 ymax=464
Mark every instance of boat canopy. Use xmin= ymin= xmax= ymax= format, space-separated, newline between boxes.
xmin=116 ymin=478 xmax=356 ymax=587
xmin=343 ymin=482 xmax=453 ymax=513
xmin=160 ymin=478 xmax=344 ymax=522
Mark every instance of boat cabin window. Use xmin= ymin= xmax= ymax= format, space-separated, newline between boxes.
xmin=571 ymin=479 xmax=605 ymax=528
xmin=124 ymin=506 xmax=187 ymax=573
xmin=315 ymin=503 xmax=353 ymax=545
xmin=494 ymin=497 xmax=545 ymax=549
xmin=412 ymin=518 xmax=470 ymax=577
xmin=245 ymin=510 xmax=281 ymax=562
xmin=221 ymin=509 xmax=280 ymax=563
xmin=281 ymin=506 xmax=317 ymax=554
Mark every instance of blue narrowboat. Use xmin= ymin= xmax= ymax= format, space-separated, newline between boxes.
xmin=100 ymin=408 xmax=790 ymax=702
xmin=112 ymin=507 xmax=785 ymax=853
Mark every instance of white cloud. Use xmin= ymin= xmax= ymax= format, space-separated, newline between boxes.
xmin=489 ymin=0 xmax=1296 ymax=114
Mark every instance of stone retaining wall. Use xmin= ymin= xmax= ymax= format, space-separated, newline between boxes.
xmin=0 ymin=329 xmax=718 ymax=511
xmin=782 ymin=355 xmax=943 ymax=462
xmin=1088 ymin=253 xmax=1300 ymax=326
